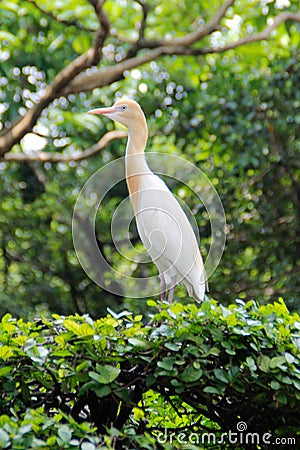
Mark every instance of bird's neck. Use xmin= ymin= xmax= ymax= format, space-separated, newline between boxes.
xmin=126 ymin=118 xmax=148 ymax=156
xmin=125 ymin=120 xmax=150 ymax=210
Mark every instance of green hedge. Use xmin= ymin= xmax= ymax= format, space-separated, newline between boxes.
xmin=0 ymin=298 xmax=299 ymax=449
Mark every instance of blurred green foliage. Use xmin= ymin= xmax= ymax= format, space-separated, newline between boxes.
xmin=0 ymin=0 xmax=299 ymax=318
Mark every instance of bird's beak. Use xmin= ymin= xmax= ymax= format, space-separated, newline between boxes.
xmin=87 ymin=106 xmax=115 ymax=115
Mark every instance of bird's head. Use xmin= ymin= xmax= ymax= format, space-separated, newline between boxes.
xmin=87 ymin=98 xmax=146 ymax=131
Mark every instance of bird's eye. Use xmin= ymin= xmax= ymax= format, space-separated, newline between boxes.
xmin=120 ymin=105 xmax=127 ymax=111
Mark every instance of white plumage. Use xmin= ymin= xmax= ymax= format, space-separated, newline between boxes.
xmin=88 ymin=98 xmax=206 ymax=302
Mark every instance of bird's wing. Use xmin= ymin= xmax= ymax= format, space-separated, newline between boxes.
xmin=135 ymin=174 xmax=203 ymax=280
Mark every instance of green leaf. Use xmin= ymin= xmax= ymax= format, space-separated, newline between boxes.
xmin=94 ymin=385 xmax=111 ymax=398
xmin=58 ymin=426 xmax=72 ymax=443
xmin=0 ymin=366 xmax=12 ymax=377
xmin=257 ymin=355 xmax=271 ymax=373
xmin=270 ymin=356 xmax=286 ymax=369
xmin=147 ymin=300 xmax=157 ymax=307
xmin=246 ymin=356 xmax=257 ymax=370
xmin=157 ymin=357 xmax=176 ymax=371
xmin=79 ymin=324 xmax=95 ymax=336
xmin=164 ymin=342 xmax=181 ymax=351
xmin=232 ymin=381 xmax=246 ymax=393
xmin=170 ymin=379 xmax=182 ymax=388
xmin=281 ymin=375 xmax=292 ymax=385
xmin=156 ymin=367 xmax=178 ymax=377
xmin=225 ymin=348 xmax=236 ymax=355
xmin=90 ymin=371 xmax=104 ymax=383
xmin=115 ymin=388 xmax=130 ymax=402
xmin=181 ymin=366 xmax=203 ymax=383
xmin=134 ymin=315 xmax=143 ymax=322
xmin=225 ymin=313 xmax=238 ymax=326
xmin=285 ymin=353 xmax=295 ymax=364
xmin=186 ymin=346 xmax=201 ymax=357
xmin=221 ymin=341 xmax=232 ymax=350
xmin=0 ymin=345 xmax=14 ymax=360
xmin=0 ymin=429 xmax=10 ymax=447
xmin=208 ymin=347 xmax=220 ymax=356
xmin=1 ymin=315 xmax=15 ymax=333
xmin=1 ymin=313 xmax=12 ymax=323
xmin=94 ymin=364 xmax=120 ymax=384
xmin=52 ymin=349 xmax=73 ymax=357
xmin=292 ymin=379 xmax=300 ymax=391
xmin=64 ymin=319 xmax=82 ymax=335
xmin=155 ymin=324 xmax=174 ymax=337
xmin=277 ymin=394 xmax=287 ymax=405
xmin=81 ymin=443 xmax=96 ymax=450
xmin=64 ymin=319 xmax=94 ymax=336
xmin=214 ymin=368 xmax=229 ymax=384
xmin=128 ymin=338 xmax=151 ymax=349
xmin=146 ymin=374 xmax=156 ymax=387
xmin=78 ymin=381 xmax=97 ymax=396
xmin=203 ymin=386 xmax=223 ymax=394
xmin=228 ymin=366 xmax=240 ymax=382
xmin=76 ymin=361 xmax=91 ymax=372
xmin=270 ymin=381 xmax=281 ymax=390
xmin=47 ymin=436 xmax=57 ymax=446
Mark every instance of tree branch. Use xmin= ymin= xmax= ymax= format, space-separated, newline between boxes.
xmin=191 ymin=11 xmax=300 ymax=55
xmin=88 ymin=0 xmax=110 ymax=64
xmin=3 ymin=130 xmax=127 ymax=163
xmin=27 ymin=0 xmax=96 ymax=32
xmin=137 ymin=0 xmax=235 ymax=49
xmin=126 ymin=0 xmax=150 ymax=58
xmin=62 ymin=47 xmax=169 ymax=95
xmin=0 ymin=51 xmax=91 ymax=156
xmin=0 ymin=0 xmax=110 ymax=157
xmin=1 ymin=0 xmax=300 ymax=163
xmin=136 ymin=0 xmax=148 ymax=42
xmin=62 ymin=10 xmax=300 ymax=95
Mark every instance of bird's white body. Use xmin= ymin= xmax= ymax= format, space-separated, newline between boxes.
xmin=131 ymin=162 xmax=205 ymax=301
xmin=88 ymin=99 xmax=206 ymax=302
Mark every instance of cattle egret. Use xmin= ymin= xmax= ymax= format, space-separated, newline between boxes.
xmin=88 ymin=99 xmax=206 ymax=302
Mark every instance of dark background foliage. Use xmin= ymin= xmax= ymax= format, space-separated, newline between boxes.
xmin=0 ymin=0 xmax=299 ymax=318
xmin=0 ymin=1 xmax=300 ymax=448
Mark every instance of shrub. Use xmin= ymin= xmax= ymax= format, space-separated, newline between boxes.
xmin=0 ymin=298 xmax=299 ymax=449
